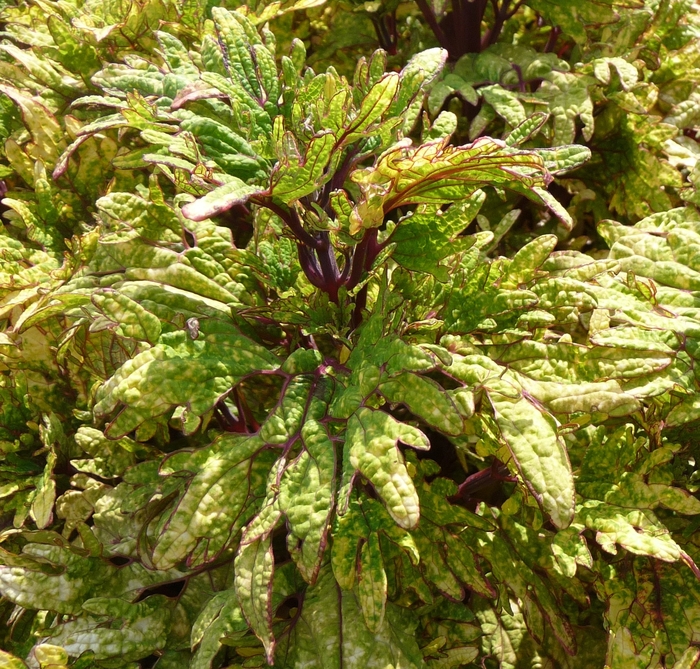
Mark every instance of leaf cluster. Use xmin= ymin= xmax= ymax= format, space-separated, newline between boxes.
xmin=1 ymin=0 xmax=700 ymax=668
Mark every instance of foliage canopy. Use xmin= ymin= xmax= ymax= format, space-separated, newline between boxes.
xmin=2 ymin=0 xmax=700 ymax=667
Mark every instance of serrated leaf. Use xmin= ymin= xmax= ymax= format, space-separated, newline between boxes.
xmin=277 ymin=566 xmax=424 ymax=668
xmin=358 ymin=532 xmax=387 ymax=632
xmin=271 ymin=130 xmax=335 ymax=203
xmin=39 ymin=596 xmax=171 ymax=661
xmin=153 ymin=435 xmax=275 ymax=569
xmin=181 ymin=179 xmax=265 ymax=222
xmin=92 ymin=289 xmax=162 ymax=343
xmin=235 ymin=536 xmax=275 ymax=663
xmin=93 ymin=331 xmax=279 ymax=438
xmin=342 ymin=408 xmax=429 ymax=529
xmin=379 ymin=372 xmax=463 ymax=435
xmin=487 ymin=382 xmax=575 ymax=529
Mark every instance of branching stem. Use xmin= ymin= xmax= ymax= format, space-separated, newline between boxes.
xmin=255 ymin=198 xmax=320 ymax=249
xmin=415 ymin=0 xmax=451 ymax=52
xmin=483 ymin=0 xmax=511 ymax=48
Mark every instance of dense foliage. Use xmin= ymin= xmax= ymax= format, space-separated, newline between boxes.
xmin=3 ymin=0 xmax=700 ymax=667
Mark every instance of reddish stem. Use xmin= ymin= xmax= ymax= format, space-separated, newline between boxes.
xmin=415 ymin=0 xmax=452 ymax=52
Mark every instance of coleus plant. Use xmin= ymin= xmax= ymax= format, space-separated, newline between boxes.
xmin=2 ymin=2 xmax=700 ymax=669
xmin=321 ymin=0 xmax=700 ymax=254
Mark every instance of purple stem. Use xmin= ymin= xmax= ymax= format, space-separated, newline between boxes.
xmin=482 ymin=0 xmax=511 ymax=48
xmin=339 ymin=251 xmax=352 ymax=284
xmin=318 ymin=150 xmax=357 ymax=213
xmin=456 ymin=461 xmax=512 ymax=500
xmin=255 ymin=198 xmax=321 ymax=249
xmin=511 ymin=63 xmax=526 ymax=92
xmin=415 ymin=0 xmax=452 ymax=52
xmin=370 ymin=13 xmax=398 ymax=55
xmin=216 ymin=400 xmax=247 ymax=433
xmin=543 ymin=25 xmax=561 ymax=53
xmin=453 ymin=0 xmax=467 ymax=57
xmin=316 ymin=231 xmax=341 ymax=302
xmin=346 ymin=229 xmax=373 ymax=290
xmin=347 ymin=228 xmax=381 ymax=328
xmin=298 ymin=245 xmax=325 ymax=289
xmin=463 ymin=0 xmax=488 ymax=56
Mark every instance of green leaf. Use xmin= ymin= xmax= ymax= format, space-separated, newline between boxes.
xmin=502 ymin=235 xmax=558 ymax=288
xmin=344 ymin=73 xmax=400 ymax=140
xmin=596 ymin=557 xmax=700 ymax=667
xmin=93 ymin=331 xmax=279 ymax=438
xmin=428 ymin=74 xmax=478 ymax=116
xmin=424 ymin=110 xmax=458 ymax=141
xmin=153 ymin=434 xmax=275 ymax=569
xmin=0 ymin=651 xmax=28 ymax=669
xmin=72 ymin=427 xmax=142 ymax=478
xmin=534 ymin=145 xmax=592 ymax=175
xmin=246 ymin=416 xmax=336 ymax=583
xmin=0 ymin=541 xmax=182 ymax=616
xmin=358 ymin=532 xmax=388 ymax=631
xmin=341 ymin=407 xmax=429 ymax=529
xmin=350 ymin=136 xmax=579 ymax=225
xmin=486 ymin=381 xmax=575 ymax=529
xmin=277 ymin=566 xmax=424 ymax=669
xmin=42 ymin=596 xmax=171 ymax=661
xmin=92 ymin=289 xmax=162 ymax=343
xmin=211 ymin=8 xmax=264 ymax=101
xmin=379 ymin=372 xmax=463 ymax=435
xmin=389 ymin=195 xmax=485 ymax=281
xmin=281 ymin=419 xmax=336 ymax=581
xmin=331 ymin=497 xmax=367 ymax=591
xmin=31 ymin=446 xmax=56 ymax=530
xmin=280 ymin=348 xmax=324 ymax=374
xmin=526 ymin=0 xmax=617 ymax=43
xmin=270 ymin=130 xmax=335 ymax=203
xmin=536 ymin=72 xmax=595 ymax=143
xmin=476 ymin=527 xmax=577 ymax=654
xmin=592 ymin=57 xmax=639 ymax=90
xmin=258 ymin=376 xmax=315 ymax=445
xmin=235 ymin=536 xmax=275 ymax=663
xmin=191 ymin=591 xmax=248 ymax=669
xmin=0 ymin=84 xmax=64 ymax=165
xmin=181 ymin=179 xmax=266 ymax=222
xmin=504 ymin=113 xmax=549 ymax=147
xmin=578 ymin=502 xmax=685 ymax=561
xmin=389 ymin=48 xmax=448 ymax=133
xmin=481 ymin=85 xmax=527 ymax=127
